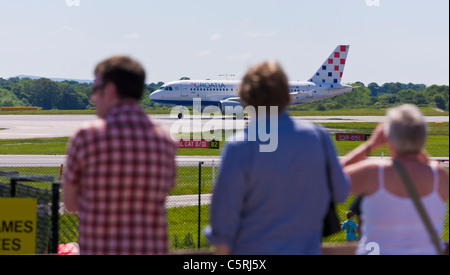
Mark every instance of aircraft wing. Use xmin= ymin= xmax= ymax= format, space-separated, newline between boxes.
xmin=326 ymin=86 xmax=360 ymax=93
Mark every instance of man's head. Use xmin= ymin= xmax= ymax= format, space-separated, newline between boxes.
xmin=91 ymin=56 xmax=146 ymax=117
xmin=238 ymin=59 xmax=291 ymax=115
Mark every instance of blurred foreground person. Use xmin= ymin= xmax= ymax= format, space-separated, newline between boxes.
xmin=343 ymin=104 xmax=449 ymax=255
xmin=64 ymin=56 xmax=176 ymax=255
xmin=206 ymin=60 xmax=349 ymax=255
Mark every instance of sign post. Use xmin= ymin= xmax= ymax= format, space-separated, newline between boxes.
xmin=336 ymin=133 xmax=369 ymax=141
xmin=177 ymin=139 xmax=221 ymax=149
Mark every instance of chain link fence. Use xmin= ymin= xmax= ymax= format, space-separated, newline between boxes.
xmin=1 ymin=160 xmax=449 ymax=254
xmin=0 ymin=171 xmax=59 ymax=254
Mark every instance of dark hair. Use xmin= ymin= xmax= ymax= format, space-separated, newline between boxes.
xmin=94 ymin=56 xmax=146 ymax=100
xmin=346 ymin=211 xmax=355 ymax=219
xmin=238 ymin=60 xmax=291 ymax=114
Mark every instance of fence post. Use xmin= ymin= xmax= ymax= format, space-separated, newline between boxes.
xmin=51 ymin=182 xmax=60 ymax=254
xmin=212 ymin=160 xmax=215 ymax=188
xmin=198 ymin=161 xmax=204 ymax=250
xmin=10 ymin=179 xmax=17 ymax=197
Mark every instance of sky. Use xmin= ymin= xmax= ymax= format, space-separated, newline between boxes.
xmin=0 ymin=0 xmax=448 ymax=86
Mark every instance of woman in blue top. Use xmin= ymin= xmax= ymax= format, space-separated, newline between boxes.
xmin=205 ymin=60 xmax=350 ymax=255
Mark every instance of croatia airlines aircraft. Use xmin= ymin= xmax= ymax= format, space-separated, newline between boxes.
xmin=150 ymin=45 xmax=355 ymax=118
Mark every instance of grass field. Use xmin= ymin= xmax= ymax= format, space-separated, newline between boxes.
xmin=1 ymin=122 xmax=448 ymax=157
xmin=288 ymin=107 xmax=449 ymax=117
xmin=0 ymin=137 xmax=69 ymax=155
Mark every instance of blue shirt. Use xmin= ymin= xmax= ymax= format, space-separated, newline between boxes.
xmin=206 ymin=112 xmax=349 ymax=255
xmin=342 ymin=220 xmax=358 ymax=241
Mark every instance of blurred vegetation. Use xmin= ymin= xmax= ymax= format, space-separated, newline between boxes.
xmin=1 ymin=77 xmax=448 ymax=112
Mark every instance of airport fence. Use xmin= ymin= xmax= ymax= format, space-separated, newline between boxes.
xmin=0 ymin=171 xmax=60 ymax=254
xmin=1 ymin=160 xmax=449 ymax=254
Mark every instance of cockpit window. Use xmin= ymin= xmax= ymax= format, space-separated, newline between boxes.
xmin=160 ymin=86 xmax=173 ymax=91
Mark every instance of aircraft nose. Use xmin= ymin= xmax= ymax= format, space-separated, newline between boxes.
xmin=150 ymin=91 xmax=161 ymax=101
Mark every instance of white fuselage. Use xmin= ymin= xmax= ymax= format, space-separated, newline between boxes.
xmin=150 ymin=80 xmax=353 ymax=107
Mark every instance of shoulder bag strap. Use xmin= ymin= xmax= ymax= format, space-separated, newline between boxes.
xmin=393 ymin=159 xmax=444 ymax=255
xmin=317 ymin=126 xmax=333 ymax=200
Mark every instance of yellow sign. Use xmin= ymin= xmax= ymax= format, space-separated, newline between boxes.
xmin=0 ymin=198 xmax=37 ymax=255
xmin=209 ymin=140 xmax=221 ymax=149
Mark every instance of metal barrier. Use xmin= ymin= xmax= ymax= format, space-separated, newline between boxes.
xmin=0 ymin=171 xmax=59 ymax=254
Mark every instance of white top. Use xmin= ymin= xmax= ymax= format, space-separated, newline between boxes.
xmin=357 ymin=162 xmax=447 ymax=255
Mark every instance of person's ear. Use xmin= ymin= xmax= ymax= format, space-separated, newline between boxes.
xmin=104 ymin=82 xmax=119 ymax=101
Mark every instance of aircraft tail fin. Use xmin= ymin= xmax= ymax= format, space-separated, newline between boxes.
xmin=309 ymin=45 xmax=350 ymax=85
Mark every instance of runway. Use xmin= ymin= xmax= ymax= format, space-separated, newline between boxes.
xmin=0 ymin=114 xmax=448 ymax=139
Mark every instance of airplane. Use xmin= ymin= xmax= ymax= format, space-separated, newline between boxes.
xmin=150 ymin=45 xmax=356 ymax=119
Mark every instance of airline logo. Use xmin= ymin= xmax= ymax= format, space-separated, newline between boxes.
xmin=190 ymin=82 xmax=228 ymax=89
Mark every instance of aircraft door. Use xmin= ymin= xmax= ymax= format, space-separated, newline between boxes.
xmin=179 ymin=85 xmax=188 ymax=97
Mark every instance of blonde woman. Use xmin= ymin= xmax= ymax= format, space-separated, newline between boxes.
xmin=343 ymin=104 xmax=449 ymax=255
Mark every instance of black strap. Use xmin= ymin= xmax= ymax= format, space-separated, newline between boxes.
xmin=317 ymin=126 xmax=333 ymax=201
xmin=393 ymin=160 xmax=444 ymax=255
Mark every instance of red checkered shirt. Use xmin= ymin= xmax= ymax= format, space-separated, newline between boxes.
xmin=64 ymin=102 xmax=177 ymax=255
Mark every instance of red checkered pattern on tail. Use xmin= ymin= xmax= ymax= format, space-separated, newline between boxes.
xmin=310 ymin=45 xmax=350 ymax=84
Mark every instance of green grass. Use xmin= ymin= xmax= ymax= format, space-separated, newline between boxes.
xmin=171 ymin=165 xmax=216 ymax=196
xmin=329 ymin=135 xmax=449 ymax=157
xmin=0 ymin=137 xmax=69 ymax=155
xmin=176 ymin=148 xmax=222 ymax=156
xmin=288 ymin=107 xmax=448 ymax=116
xmin=1 ymin=122 xmax=447 ymax=157
xmin=167 ymin=205 xmax=211 ymax=249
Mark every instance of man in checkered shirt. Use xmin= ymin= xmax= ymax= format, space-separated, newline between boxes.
xmin=63 ymin=56 xmax=177 ymax=255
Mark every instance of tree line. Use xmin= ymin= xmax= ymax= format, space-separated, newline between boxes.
xmin=0 ymin=77 xmax=164 ymax=111
xmin=0 ymin=77 xmax=448 ymax=111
